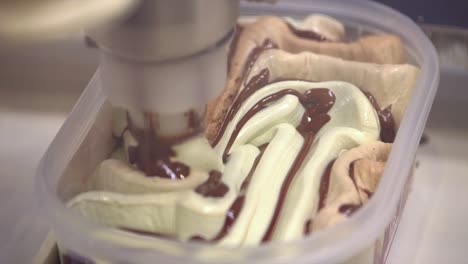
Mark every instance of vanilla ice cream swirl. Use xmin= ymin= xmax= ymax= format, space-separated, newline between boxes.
xmin=69 ymin=76 xmax=380 ymax=245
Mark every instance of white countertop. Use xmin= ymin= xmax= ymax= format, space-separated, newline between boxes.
xmin=387 ymin=67 xmax=468 ymax=264
xmin=0 ymin=37 xmax=97 ymax=263
xmin=388 ymin=127 xmax=468 ymax=264
xmin=0 ymin=89 xmax=79 ymax=264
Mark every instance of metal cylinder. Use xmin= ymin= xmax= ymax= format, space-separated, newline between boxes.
xmin=95 ymin=0 xmax=239 ymax=136
xmin=99 ymin=31 xmax=231 ymax=114
xmin=90 ymin=0 xmax=240 ymax=61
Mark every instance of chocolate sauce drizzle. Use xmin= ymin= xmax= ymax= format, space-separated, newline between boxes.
xmin=190 ymin=145 xmax=268 ymax=242
xmin=318 ymin=160 xmax=336 ymax=211
xmin=339 ymin=203 xmax=361 ymax=216
xmin=243 ymin=39 xmax=278 ymax=86
xmin=348 ymin=162 xmax=362 ymax=203
xmin=337 ymin=161 xmax=365 ymax=217
xmin=185 ymin=110 xmax=202 ymax=132
xmin=362 ymin=188 xmax=373 ymax=199
xmin=240 ymin=144 xmax=268 ymax=192
xmin=219 ymin=20 xmax=327 ymax=147
xmin=122 ymin=88 xmax=384 ymax=240
xmin=317 ymin=159 xmax=377 ymax=219
xmin=195 ymin=170 xmax=229 ymax=198
xmin=211 ymin=196 xmax=245 ymax=241
xmin=114 ymin=17 xmax=394 ymax=241
xmin=215 ymin=144 xmax=269 ymax=240
xmin=186 ymin=80 xmax=388 ymax=240
xmin=126 ymin=113 xmax=190 ymax=179
xmin=262 ymin=88 xmax=336 ymax=242
xmin=349 ymin=161 xmax=375 ymax=200
xmin=212 ymin=68 xmax=270 ymax=147
xmin=229 ymin=18 xmax=326 ymax=79
xmin=304 ymin=219 xmax=313 ymax=235
xmin=223 ymin=88 xmax=334 ymax=163
xmin=363 ymin=92 xmax=396 ymax=143
xmin=212 ymin=37 xmax=278 ymax=147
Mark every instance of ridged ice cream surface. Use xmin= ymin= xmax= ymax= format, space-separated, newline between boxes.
xmin=68 ymin=14 xmax=419 ymax=246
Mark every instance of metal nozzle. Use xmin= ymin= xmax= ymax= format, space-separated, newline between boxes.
xmin=0 ymin=0 xmax=240 ymax=137
xmin=94 ymin=0 xmax=239 ymax=137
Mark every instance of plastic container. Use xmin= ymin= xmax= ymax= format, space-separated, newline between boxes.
xmin=35 ymin=0 xmax=439 ymax=263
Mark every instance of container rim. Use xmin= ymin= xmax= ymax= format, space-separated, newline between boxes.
xmin=35 ymin=0 xmax=439 ymax=263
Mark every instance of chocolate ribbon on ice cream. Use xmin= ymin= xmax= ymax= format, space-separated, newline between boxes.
xmin=69 ymin=80 xmax=380 ymax=244
xmin=67 ymin=14 xmax=420 ymax=246
xmin=206 ymin=15 xmax=406 ymax=142
xmin=313 ymin=141 xmax=392 ymax=231
xmin=244 ymin=49 xmax=418 ymax=129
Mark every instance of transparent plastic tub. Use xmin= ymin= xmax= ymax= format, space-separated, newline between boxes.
xmin=36 ymin=0 xmax=439 ymax=263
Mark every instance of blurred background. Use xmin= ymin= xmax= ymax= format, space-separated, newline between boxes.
xmin=0 ymin=0 xmax=467 ymax=263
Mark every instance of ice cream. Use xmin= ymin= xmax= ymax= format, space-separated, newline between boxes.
xmin=206 ymin=15 xmax=407 ymax=142
xmin=67 ymin=14 xmax=419 ymax=246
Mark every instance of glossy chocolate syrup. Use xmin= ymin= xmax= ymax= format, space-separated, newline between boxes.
xmin=317 ymin=159 xmax=377 ymax=219
xmin=189 ymin=198 xmax=247 ymax=243
xmin=222 ymin=88 xmax=335 ymax=163
xmin=261 ymin=133 xmax=313 ymax=242
xmin=362 ymin=188 xmax=373 ymax=198
xmin=210 ymin=81 xmax=386 ymax=239
xmin=240 ymin=144 xmax=268 ymax=192
xmin=211 ymin=144 xmax=269 ymax=241
xmin=348 ymin=161 xmax=363 ymax=205
xmin=335 ymin=160 xmax=372 ymax=217
xmin=304 ymin=219 xmax=313 ymax=235
xmin=195 ymin=170 xmax=229 ymax=198
xmin=241 ymin=20 xmax=327 ymax=87
xmin=189 ymin=235 xmax=206 ymax=242
xmin=339 ymin=203 xmax=361 ymax=216
xmin=262 ymin=89 xmax=335 ymax=242
xmin=126 ymin=113 xmax=190 ymax=179
xmin=185 ymin=110 xmax=202 ymax=132
xmin=378 ymin=106 xmax=395 ymax=142
xmin=211 ymin=196 xmax=245 ymax=241
xmin=215 ymin=19 xmax=331 ymax=147
xmin=212 ymin=39 xmax=278 ymax=147
xmin=189 ymin=145 xmax=268 ymax=242
xmin=318 ymin=160 xmax=336 ymax=211
xmin=229 ymin=18 xmax=326 ymax=80
xmin=363 ymin=92 xmax=396 ymax=143
xmin=214 ymin=17 xmax=332 ymax=146
xmin=211 ymin=68 xmax=270 ymax=147
xmin=351 ymin=160 xmax=375 ymax=199
xmin=222 ymin=88 xmax=296 ymax=162
xmin=243 ymin=39 xmax=278 ymax=86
